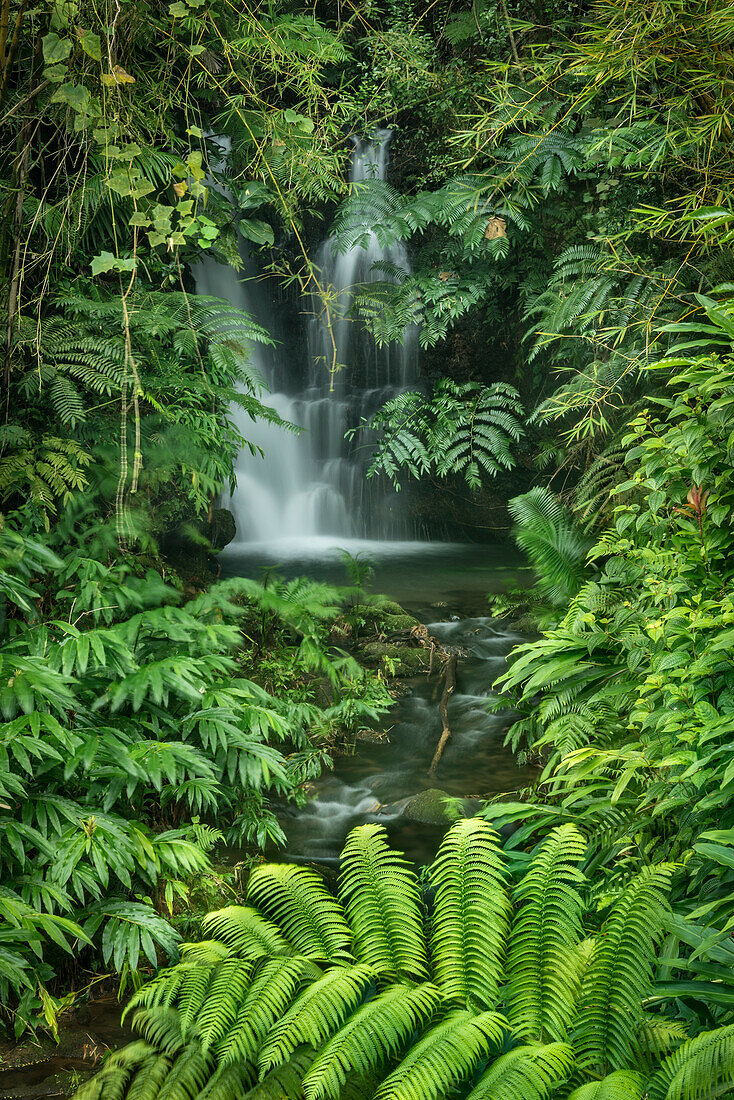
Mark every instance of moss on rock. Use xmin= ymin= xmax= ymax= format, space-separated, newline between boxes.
xmin=361 ymin=642 xmax=430 ymax=675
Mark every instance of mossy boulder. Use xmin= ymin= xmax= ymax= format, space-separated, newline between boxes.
xmin=401 ymin=789 xmax=484 ymax=825
xmin=361 ymin=642 xmax=429 ymax=675
xmin=381 ymin=612 xmax=419 ymax=633
xmin=207 ymin=508 xmax=236 ymax=551
xmin=372 ymin=597 xmax=408 ymax=616
xmin=402 ymin=788 xmax=462 ymax=825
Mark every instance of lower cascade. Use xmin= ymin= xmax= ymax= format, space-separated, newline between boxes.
xmin=196 ymin=130 xmax=418 ymax=548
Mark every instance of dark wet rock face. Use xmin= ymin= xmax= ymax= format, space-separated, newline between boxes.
xmin=206 ymin=508 xmax=236 ymax=551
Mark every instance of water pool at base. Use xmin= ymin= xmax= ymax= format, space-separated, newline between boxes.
xmin=223 ymin=540 xmax=534 ymax=865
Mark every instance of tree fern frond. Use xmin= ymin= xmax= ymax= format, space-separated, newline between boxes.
xmin=506 ymin=824 xmax=587 ymax=1043
xmin=201 ymin=905 xmax=294 ymax=958
xmin=215 ymin=957 xmax=319 ymax=1065
xmin=197 ymin=1062 xmax=257 ymax=1100
xmin=71 ymin=1042 xmax=163 ymax=1100
xmin=429 ymin=817 xmax=510 ymax=1010
xmin=375 ymin=1009 xmax=508 ymax=1100
xmin=246 ymin=865 xmax=352 ymax=963
xmin=301 ymin=982 xmax=443 ymax=1100
xmin=574 ymin=865 xmax=672 ymax=1074
xmin=464 ymin=1041 xmax=575 ymax=1100
xmin=242 ymin=1049 xmax=314 ymax=1100
xmin=258 ymin=964 xmax=376 ymax=1075
xmin=646 ymin=1024 xmax=734 ymax=1100
xmin=566 ymin=1071 xmax=645 ymax=1100
xmin=509 ymin=489 xmax=594 ymax=607
xmin=129 ymin=1007 xmax=187 ymax=1055
xmin=339 ymin=824 xmax=428 ymax=979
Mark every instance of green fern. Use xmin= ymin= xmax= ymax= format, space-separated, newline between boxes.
xmin=258 ymin=965 xmax=377 ymax=1075
xmin=374 ymin=1009 xmax=508 ymax=1100
xmin=509 ymin=488 xmax=594 ymax=606
xmin=465 ymin=1041 xmax=575 ymax=1100
xmin=354 ymin=378 xmax=523 ymax=491
xmin=301 ymin=982 xmax=443 ymax=1100
xmin=566 ymin=1072 xmax=646 ymax=1100
xmin=646 ymin=1024 xmax=734 ymax=1100
xmin=74 ymin=819 xmax=716 ymax=1100
xmin=429 ymin=817 xmax=510 ymax=1009
xmin=506 ymin=824 xmax=587 ymax=1042
xmin=339 ymin=823 xmax=427 ymax=979
xmin=574 ymin=865 xmax=673 ymax=1073
xmin=246 ymin=864 xmax=352 ymax=963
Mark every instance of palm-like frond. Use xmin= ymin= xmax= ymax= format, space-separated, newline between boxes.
xmin=506 ymin=825 xmax=587 ymax=1042
xmin=429 ymin=817 xmax=510 ymax=1009
xmin=339 ymin=824 xmax=427 ymax=979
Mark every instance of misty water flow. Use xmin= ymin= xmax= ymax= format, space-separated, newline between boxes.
xmin=196 ymin=130 xmax=417 ymax=548
xmin=222 ymin=544 xmax=532 ymax=866
xmin=200 ymin=135 xmax=529 ymax=865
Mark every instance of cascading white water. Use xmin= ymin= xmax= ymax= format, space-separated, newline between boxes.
xmin=196 ymin=130 xmax=417 ymax=547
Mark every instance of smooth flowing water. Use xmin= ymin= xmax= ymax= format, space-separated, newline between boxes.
xmin=196 ymin=130 xmax=417 ymax=546
xmin=223 ymin=541 xmax=533 ymax=866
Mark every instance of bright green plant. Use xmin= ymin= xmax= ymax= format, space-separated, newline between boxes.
xmin=0 ymin=514 xmax=391 ymax=1035
xmin=73 ymin=818 xmax=734 ymax=1100
xmin=508 ymin=487 xmax=593 ymax=608
xmin=352 ymin=378 xmax=523 ymax=491
xmin=492 ymin=293 xmax=734 ymax=1007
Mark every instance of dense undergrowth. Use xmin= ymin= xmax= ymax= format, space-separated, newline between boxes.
xmin=0 ymin=515 xmax=391 ymax=1035
xmin=3 ymin=0 xmax=734 ymax=1093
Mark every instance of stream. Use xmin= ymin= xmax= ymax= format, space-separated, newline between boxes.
xmin=225 ymin=539 xmax=533 ymax=866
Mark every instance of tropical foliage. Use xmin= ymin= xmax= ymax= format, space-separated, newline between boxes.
xmin=74 ymin=819 xmax=734 ymax=1100
xmin=350 ymin=379 xmax=523 ymax=491
xmin=491 ymin=295 xmax=734 ymax=993
xmin=2 ymin=0 xmax=734 ymax=1068
xmin=0 ymin=517 xmax=389 ymax=1034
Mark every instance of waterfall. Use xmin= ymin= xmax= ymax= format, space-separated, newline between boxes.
xmin=198 ymin=130 xmax=417 ymax=548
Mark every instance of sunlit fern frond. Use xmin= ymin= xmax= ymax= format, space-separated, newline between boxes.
xmin=646 ymin=1024 xmax=734 ymax=1100
xmin=339 ymin=823 xmax=427 ymax=979
xmin=429 ymin=817 xmax=510 ymax=1010
xmin=301 ymin=982 xmax=443 ymax=1100
xmin=246 ymin=865 xmax=353 ymax=963
xmin=257 ymin=964 xmax=377 ymax=1076
xmin=201 ymin=905 xmax=293 ymax=957
xmin=375 ymin=1010 xmax=509 ymax=1100
xmin=565 ymin=1069 xmax=645 ymax=1099
xmin=574 ymin=864 xmax=673 ymax=1073
xmin=464 ymin=1041 xmax=575 ymax=1100
xmin=506 ymin=824 xmax=587 ymax=1042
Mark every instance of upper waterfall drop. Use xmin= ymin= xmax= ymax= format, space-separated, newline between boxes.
xmin=201 ymin=129 xmax=417 ymax=549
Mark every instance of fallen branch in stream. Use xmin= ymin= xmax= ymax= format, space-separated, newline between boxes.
xmin=428 ymin=653 xmax=457 ymax=776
